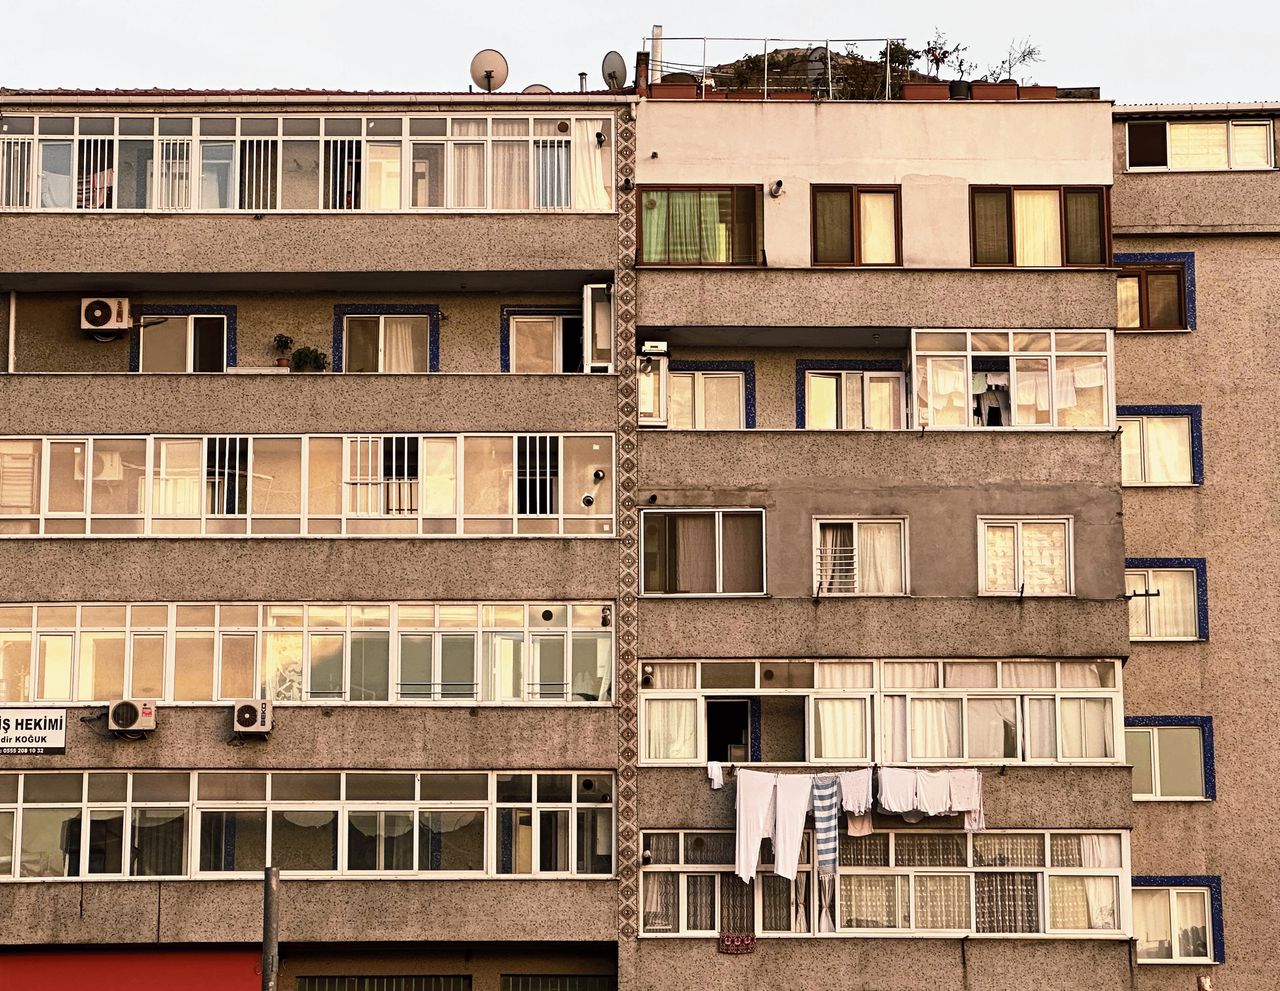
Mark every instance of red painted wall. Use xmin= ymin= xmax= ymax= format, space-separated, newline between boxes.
xmin=0 ymin=948 xmax=261 ymax=991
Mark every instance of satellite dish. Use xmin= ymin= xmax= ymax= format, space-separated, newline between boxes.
xmin=470 ymin=49 xmax=509 ymax=92
xmin=602 ymin=51 xmax=627 ymax=90
xmin=522 ymin=83 xmax=552 ymax=94
xmin=661 ymin=72 xmax=697 ymax=84
xmin=807 ymin=47 xmax=829 ymax=84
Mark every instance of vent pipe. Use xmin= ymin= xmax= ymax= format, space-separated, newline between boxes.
xmin=651 ymin=25 xmax=663 ymax=85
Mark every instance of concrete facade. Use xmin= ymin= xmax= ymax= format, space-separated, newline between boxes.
xmin=0 ymin=80 xmax=1269 ymax=991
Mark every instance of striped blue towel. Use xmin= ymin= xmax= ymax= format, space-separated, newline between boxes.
xmin=812 ymin=774 xmax=840 ymax=876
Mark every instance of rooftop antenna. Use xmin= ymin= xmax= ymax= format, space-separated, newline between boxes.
xmin=469 ymin=49 xmax=509 ymax=93
xmin=602 ymin=51 xmax=627 ymax=90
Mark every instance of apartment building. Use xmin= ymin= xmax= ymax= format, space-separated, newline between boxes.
xmin=0 ymin=44 xmax=1273 ymax=991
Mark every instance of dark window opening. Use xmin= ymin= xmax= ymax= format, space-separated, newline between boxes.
xmin=706 ymin=698 xmax=751 ymax=763
xmin=1127 ymin=121 xmax=1169 ymax=168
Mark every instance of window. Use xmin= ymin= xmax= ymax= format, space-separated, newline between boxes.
xmin=0 ymin=432 xmax=613 ymax=538
xmin=639 ymin=186 xmax=761 ymax=265
xmin=299 ymin=979 xmax=471 ymax=991
xmin=1118 ymin=414 xmax=1196 ymax=485
xmin=501 ymin=979 xmax=615 ymax=991
xmin=804 ymin=370 xmax=905 ymax=429
xmin=1126 ymin=722 xmax=1210 ymax=800
xmin=1117 ymin=266 xmax=1186 ymax=330
xmin=667 ymin=371 xmax=745 ymax=429
xmin=343 ymin=316 xmax=430 ymax=373
xmin=913 ymin=330 xmax=1112 ymax=429
xmin=813 ymin=519 xmax=907 ymax=595
xmin=504 ymin=289 xmax=612 ymax=374
xmin=639 ymin=658 xmax=1121 ymax=767
xmin=9 ymin=114 xmax=613 ymax=213
xmin=811 ymin=185 xmax=902 ymax=265
xmin=980 ymin=518 xmax=1072 ymax=596
xmin=970 ymin=187 xmax=1108 ymax=266
xmin=138 ymin=315 xmax=227 ymax=373
xmin=641 ymin=829 xmax=1127 ymax=938
xmin=1126 ymin=567 xmax=1202 ymax=640
xmin=641 ymin=510 xmax=765 ymax=595
xmin=0 ymin=601 xmax=612 ymax=705
xmin=1127 ymin=119 xmax=1274 ymax=171
xmin=1133 ymin=884 xmax=1216 ymax=962
xmin=0 ymin=770 xmax=613 ymax=881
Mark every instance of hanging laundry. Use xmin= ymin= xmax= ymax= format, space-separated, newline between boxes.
xmin=1053 ymin=364 xmax=1078 ymax=410
xmin=949 ymin=768 xmax=986 ymax=832
xmin=876 ymin=767 xmax=917 ymax=814
xmin=836 ymin=768 xmax=873 ymax=816
xmin=811 ymin=774 xmax=840 ymax=877
xmin=735 ymin=769 xmax=777 ymax=883
xmin=915 ymin=769 xmax=952 ymax=816
xmin=971 ymin=372 xmax=988 ymax=395
xmin=845 ymin=811 xmax=874 ymax=837
xmin=772 ymin=774 xmax=813 ymax=881
xmin=707 ymin=761 xmax=724 ymax=790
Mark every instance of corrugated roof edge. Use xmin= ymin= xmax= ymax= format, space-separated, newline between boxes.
xmin=0 ymin=88 xmax=639 ymax=106
xmin=1114 ymin=101 xmax=1280 ymax=116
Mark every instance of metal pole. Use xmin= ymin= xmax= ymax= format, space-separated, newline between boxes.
xmin=826 ymin=39 xmax=833 ymax=100
xmin=884 ymin=39 xmax=891 ymax=100
xmin=262 ymin=866 xmax=279 ymax=991
xmin=763 ymin=38 xmax=769 ymax=100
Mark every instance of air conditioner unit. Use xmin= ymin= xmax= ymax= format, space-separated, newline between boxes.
xmin=232 ymin=699 xmax=272 ymax=734
xmin=72 ymin=450 xmax=124 ymax=482
xmin=81 ymin=297 xmax=132 ymax=333
xmin=640 ymin=340 xmax=669 ymax=356
xmin=108 ymin=699 xmax=156 ymax=733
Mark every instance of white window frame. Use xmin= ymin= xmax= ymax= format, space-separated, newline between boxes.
xmin=977 ymin=517 xmax=1074 ymax=597
xmin=665 ymin=370 xmax=746 ymax=430
xmin=1133 ymin=885 xmax=1215 ymax=964
xmin=803 ymin=370 xmax=907 ymax=430
xmin=1125 ymin=568 xmax=1201 ymax=641
xmin=136 ymin=314 xmax=227 ymax=374
xmin=811 ymin=517 xmax=910 ymax=596
xmin=638 ymin=356 xmax=669 ymax=427
xmin=1125 ymin=725 xmax=1209 ymax=802
xmin=341 ymin=315 xmax=431 ymax=374
xmin=1125 ymin=118 xmax=1276 ymax=172
xmin=1117 ymin=415 xmax=1196 ymax=486
xmin=639 ymin=508 xmax=768 ymax=597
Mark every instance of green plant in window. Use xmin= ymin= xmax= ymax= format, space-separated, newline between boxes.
xmin=289 ymin=346 xmax=329 ymax=373
xmin=272 ymin=334 xmax=295 ymax=367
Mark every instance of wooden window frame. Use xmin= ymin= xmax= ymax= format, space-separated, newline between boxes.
xmin=969 ymin=185 xmax=1112 ymax=269
xmin=636 ymin=184 xmax=762 ymax=267
xmin=1116 ymin=265 xmax=1187 ymax=331
xmin=810 ymin=184 xmax=903 ymax=267
xmin=1125 ymin=118 xmax=1277 ymax=172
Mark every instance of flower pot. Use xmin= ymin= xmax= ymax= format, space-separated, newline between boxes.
xmin=766 ymin=90 xmax=814 ymax=101
xmin=649 ymin=82 xmax=698 ymax=99
xmin=969 ymin=81 xmax=1019 ymax=100
xmin=902 ymin=82 xmax=950 ymax=101
xmin=1018 ymin=85 xmax=1057 ymax=100
xmin=726 ymin=89 xmax=764 ymax=100
xmin=949 ymin=80 xmax=971 ymax=100
xmin=276 ymin=357 xmax=290 ymax=367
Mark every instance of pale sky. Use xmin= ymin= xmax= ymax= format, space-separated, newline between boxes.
xmin=3 ymin=0 xmax=1276 ymax=105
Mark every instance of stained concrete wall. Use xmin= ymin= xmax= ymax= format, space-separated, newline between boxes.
xmin=636 ymin=100 xmax=1114 ymax=268
xmin=1113 ymin=233 xmax=1280 ymax=991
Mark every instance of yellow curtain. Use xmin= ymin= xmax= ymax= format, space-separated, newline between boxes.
xmin=858 ymin=191 xmax=897 ymax=264
xmin=1169 ymin=123 xmax=1228 ymax=170
xmin=1013 ymin=189 xmax=1062 ymax=266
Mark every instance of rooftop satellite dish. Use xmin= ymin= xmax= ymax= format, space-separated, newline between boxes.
xmin=807 ymin=47 xmax=829 ymax=84
xmin=522 ymin=83 xmax=552 ymax=94
xmin=470 ymin=49 xmax=509 ymax=93
xmin=661 ymin=72 xmax=697 ymax=85
xmin=602 ymin=51 xmax=628 ymax=90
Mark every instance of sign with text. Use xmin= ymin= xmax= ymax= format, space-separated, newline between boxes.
xmin=0 ymin=709 xmax=68 ymax=755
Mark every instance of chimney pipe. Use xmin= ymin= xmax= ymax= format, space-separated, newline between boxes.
xmin=651 ymin=25 xmax=663 ymax=85
xmin=635 ymin=52 xmax=650 ymax=97
xmin=579 ymin=72 xmax=588 ymax=92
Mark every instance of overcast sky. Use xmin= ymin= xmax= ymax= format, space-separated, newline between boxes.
xmin=3 ymin=0 xmax=1274 ymax=105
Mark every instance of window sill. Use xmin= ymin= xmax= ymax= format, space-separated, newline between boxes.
xmin=639 ymin=593 xmax=770 ymax=599
xmin=1132 ymin=796 xmax=1213 ymax=803
xmin=1121 ymin=482 xmax=1200 ymax=488
xmin=978 ymin=592 xmax=1076 ymax=598
xmin=1135 ymin=959 xmax=1219 ymax=966
xmin=1115 ymin=327 xmax=1192 ymax=334
xmin=1129 ymin=637 xmax=1205 ymax=643
xmin=1125 ymin=166 xmax=1276 ymax=174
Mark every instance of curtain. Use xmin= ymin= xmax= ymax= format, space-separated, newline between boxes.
xmin=673 ymin=514 xmax=716 ymax=593
xmin=943 ymin=662 xmax=997 ymax=688
xmin=534 ymin=139 xmax=570 ymax=209
xmin=883 ymin=662 xmax=938 ymax=689
xmin=1049 ymin=874 xmax=1119 ymax=931
xmin=492 ymin=142 xmax=530 ymax=210
xmin=686 ymin=873 xmax=717 ymax=930
xmin=382 ymin=318 xmax=421 ymax=373
xmin=702 ymin=375 xmax=744 ymax=430
xmin=700 ymin=190 xmax=729 ymax=263
xmin=865 ymin=375 xmax=902 ymax=429
xmin=974 ymin=833 xmax=1044 ymax=867
xmin=984 ymin=523 xmax=1017 ymax=592
xmin=841 ymin=875 xmax=908 ymax=929
xmin=1021 ymin=522 xmax=1067 ymax=595
xmin=572 ymin=119 xmax=611 ymax=210
xmin=1169 ymin=122 xmax=1228 ymax=170
xmin=720 ymin=513 xmax=764 ymax=594
xmin=975 ymin=872 xmax=1040 ymax=932
xmin=1064 ymin=189 xmax=1103 ymax=264
xmin=1014 ymin=358 xmax=1051 ymax=425
xmin=1133 ymin=888 xmax=1172 ymax=957
xmin=720 ymin=872 xmax=755 ymax=933
xmin=651 ymin=662 xmax=695 ymax=689
xmin=814 ymin=698 xmax=866 ymax=760
xmin=815 ymin=661 xmax=873 ymax=689
xmin=1230 ymin=122 xmax=1271 ymax=168
xmin=1150 ymin=570 xmax=1198 ymax=638
xmin=1055 ymin=356 xmax=1107 ymax=426
xmin=1145 ymin=417 xmax=1193 ymax=484
xmin=646 ymin=698 xmax=697 ymax=760
xmin=1117 ymin=277 xmax=1141 ymax=328
xmin=972 ymin=189 xmax=1010 ymax=264
xmin=1003 ymin=660 xmax=1056 ymax=688
xmin=913 ymin=874 xmax=970 ymax=929
xmin=1177 ymin=891 xmax=1210 ymax=958
xmin=642 ymin=873 xmax=678 ymax=932
xmin=927 ymin=357 xmax=968 ymax=426
xmin=667 ymin=191 xmax=700 ymax=263
xmin=967 ymin=697 xmax=1016 ymax=759
xmin=1013 ymin=189 xmax=1062 ymax=266
xmin=641 ymin=191 xmax=669 ymax=262
xmin=883 ymin=695 xmax=908 ymax=762
xmin=451 ymin=143 xmax=485 ymax=208
xmin=858 ymin=190 xmax=897 ymax=264
xmin=1060 ymin=661 xmax=1113 ymax=688
xmin=813 ymin=188 xmax=852 ymax=263
xmin=1024 ymin=697 xmax=1057 ymax=759
xmin=1060 ymin=698 xmax=1114 ymax=758
xmin=858 ymin=521 xmax=903 ymax=593
xmin=911 ymin=698 xmax=963 ymax=759
xmin=817 ymin=522 xmax=855 ymax=593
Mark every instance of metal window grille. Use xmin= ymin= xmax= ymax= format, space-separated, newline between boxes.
xmin=815 ymin=523 xmax=858 ymax=594
xmin=238 ymin=138 xmax=278 ymax=210
xmin=297 ymin=979 xmax=473 ymax=991
xmin=324 ymin=139 xmax=363 ymax=210
xmin=501 ymin=979 xmax=616 ymax=991
xmin=534 ymin=139 xmax=571 ymax=209
xmin=0 ymin=137 xmax=34 ymax=208
xmin=204 ymin=437 xmax=249 ymax=515
xmin=347 ymin=436 xmax=419 ymax=515
xmin=155 ymin=138 xmax=192 ymax=210
xmin=516 ymin=435 xmax=560 ymax=515
xmin=76 ymin=137 xmax=114 ymax=209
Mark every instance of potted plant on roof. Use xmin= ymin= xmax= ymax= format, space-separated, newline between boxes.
xmin=272 ymin=334 xmax=294 ymax=367
xmin=289 ymin=346 xmax=329 ymax=373
xmin=902 ymin=32 xmax=959 ymax=100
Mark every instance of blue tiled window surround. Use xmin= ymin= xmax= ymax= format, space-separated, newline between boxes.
xmin=1114 ymin=252 xmax=1196 ymax=330
xmin=794 ymin=359 xmax=905 ymax=428
xmin=1131 ymin=875 xmax=1225 ymax=964
xmin=331 ymin=305 xmax=441 ymax=373
xmin=668 ymin=360 xmax=758 ymax=429
xmin=1124 ymin=715 xmax=1216 ymax=800
xmin=1116 ymin=404 xmax=1204 ymax=485
xmin=1126 ymin=556 xmax=1209 ymax=641
xmin=129 ymin=305 xmax=237 ymax=372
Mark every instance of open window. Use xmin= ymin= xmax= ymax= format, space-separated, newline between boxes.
xmin=508 ymin=287 xmax=612 ymax=374
xmin=343 ymin=315 xmax=430 ymax=373
xmin=637 ymin=359 xmax=746 ymax=429
xmin=805 ymin=371 xmax=905 ymax=430
xmin=138 ymin=315 xmax=227 ymax=373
